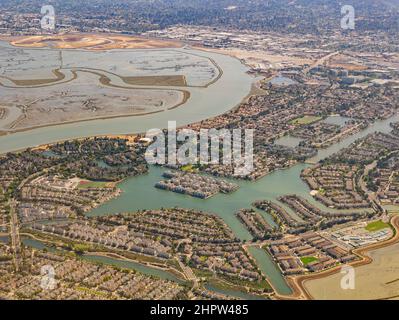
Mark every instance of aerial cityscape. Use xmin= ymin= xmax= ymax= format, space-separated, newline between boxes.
xmin=0 ymin=0 xmax=398 ymax=304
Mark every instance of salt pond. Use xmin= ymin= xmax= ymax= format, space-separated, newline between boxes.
xmin=0 ymin=44 xmax=253 ymax=152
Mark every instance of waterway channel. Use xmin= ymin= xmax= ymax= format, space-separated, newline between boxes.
xmin=19 ymin=237 xmax=265 ymax=299
xmin=4 ymin=114 xmax=398 ymax=297
xmin=1 ymin=42 xmax=398 ymax=296
xmin=87 ymin=114 xmax=399 ymax=294
xmin=0 ymin=43 xmax=254 ymax=153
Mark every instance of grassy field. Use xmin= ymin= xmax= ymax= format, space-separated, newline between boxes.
xmin=365 ymin=220 xmax=390 ymax=232
xmin=300 ymin=256 xmax=318 ymax=266
xmin=290 ymin=115 xmax=322 ymax=125
xmin=181 ymin=164 xmax=199 ymax=172
xmin=77 ymin=181 xmax=112 ymax=189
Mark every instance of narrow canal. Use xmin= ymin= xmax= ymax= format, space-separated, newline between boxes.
xmin=247 ymin=247 xmax=293 ymax=296
xmin=20 ymin=237 xmax=266 ymax=299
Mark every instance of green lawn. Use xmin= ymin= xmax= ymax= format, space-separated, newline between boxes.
xmin=290 ymin=116 xmax=323 ymax=125
xmin=181 ymin=164 xmax=194 ymax=172
xmin=300 ymin=256 xmax=318 ymax=266
xmin=77 ymin=181 xmax=111 ymax=189
xmin=365 ymin=220 xmax=390 ymax=232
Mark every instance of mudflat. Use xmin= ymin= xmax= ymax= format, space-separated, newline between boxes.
xmin=1 ymin=34 xmax=182 ymax=50
xmin=304 ymin=241 xmax=399 ymax=300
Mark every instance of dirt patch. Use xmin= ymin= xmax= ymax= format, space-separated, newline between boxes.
xmin=289 ymin=215 xmax=399 ymax=300
xmin=329 ymin=63 xmax=368 ymax=71
xmin=3 ymin=69 xmax=65 ymax=86
xmin=4 ymin=34 xmax=182 ymax=50
xmin=121 ymin=75 xmax=187 ymax=87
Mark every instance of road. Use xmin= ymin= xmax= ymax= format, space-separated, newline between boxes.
xmin=303 ymin=51 xmax=340 ymax=75
xmin=175 ymin=255 xmax=199 ymax=292
xmin=9 ymin=199 xmax=21 ymax=271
